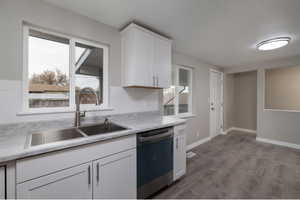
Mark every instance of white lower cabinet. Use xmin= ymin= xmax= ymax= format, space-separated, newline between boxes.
xmin=93 ymin=149 xmax=137 ymax=199
xmin=17 ymin=162 xmax=93 ymax=199
xmin=17 ymin=149 xmax=137 ymax=199
xmin=173 ymin=124 xmax=187 ymax=181
xmin=16 ymin=135 xmax=137 ymax=199
xmin=0 ymin=167 xmax=5 ymax=199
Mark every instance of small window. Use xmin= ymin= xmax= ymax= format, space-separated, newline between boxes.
xmin=163 ymin=65 xmax=193 ymax=116
xmin=178 ymin=68 xmax=191 ymax=114
xmin=163 ymin=68 xmax=176 ymax=115
xmin=265 ymin=65 xmax=300 ymax=111
xmin=75 ymin=42 xmax=103 ymax=105
xmin=23 ymin=26 xmax=109 ymax=113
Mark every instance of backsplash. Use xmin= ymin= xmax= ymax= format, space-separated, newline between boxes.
xmin=0 ymin=111 xmax=161 ymax=137
xmin=0 ymin=80 xmax=161 ymax=124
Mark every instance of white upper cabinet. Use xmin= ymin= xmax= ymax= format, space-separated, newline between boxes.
xmin=121 ymin=23 xmax=172 ymax=88
xmin=154 ymin=37 xmax=172 ymax=88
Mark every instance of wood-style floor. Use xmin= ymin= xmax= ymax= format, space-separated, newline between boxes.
xmin=153 ymin=131 xmax=300 ymax=199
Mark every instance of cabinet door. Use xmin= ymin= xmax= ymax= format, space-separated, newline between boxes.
xmin=0 ymin=167 xmax=5 ymax=199
xmin=154 ymin=37 xmax=172 ymax=88
xmin=174 ymin=125 xmax=186 ymax=181
xmin=129 ymin=29 xmax=154 ymax=87
xmin=93 ymin=149 xmax=137 ymax=199
xmin=17 ymin=163 xmax=92 ymax=199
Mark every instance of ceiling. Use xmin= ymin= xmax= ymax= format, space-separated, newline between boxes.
xmin=44 ymin=0 xmax=300 ymax=68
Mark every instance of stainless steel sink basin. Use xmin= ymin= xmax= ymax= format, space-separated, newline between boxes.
xmin=28 ymin=128 xmax=84 ymax=147
xmin=79 ymin=123 xmax=128 ymax=136
xmin=26 ymin=122 xmax=128 ymax=148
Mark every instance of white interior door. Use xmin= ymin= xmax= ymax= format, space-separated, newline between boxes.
xmin=210 ymin=70 xmax=223 ymax=138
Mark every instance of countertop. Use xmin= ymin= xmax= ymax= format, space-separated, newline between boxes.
xmin=0 ymin=112 xmax=186 ymax=163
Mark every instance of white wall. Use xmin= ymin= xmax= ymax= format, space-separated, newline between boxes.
xmin=258 ymin=68 xmax=300 ymax=146
xmin=225 ymin=55 xmax=300 ymax=146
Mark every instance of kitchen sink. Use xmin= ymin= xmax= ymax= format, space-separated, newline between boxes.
xmin=78 ymin=123 xmax=128 ymax=136
xmin=28 ymin=128 xmax=84 ymax=147
xmin=26 ymin=122 xmax=128 ymax=148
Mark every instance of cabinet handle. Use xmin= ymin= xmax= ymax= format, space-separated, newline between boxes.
xmin=96 ymin=163 xmax=100 ymax=183
xmin=156 ymin=76 xmax=159 ymax=87
xmin=88 ymin=165 xmax=91 ymax=185
xmin=176 ymin=138 xmax=179 ymax=149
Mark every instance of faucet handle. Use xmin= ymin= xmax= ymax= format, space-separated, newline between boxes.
xmin=104 ymin=116 xmax=111 ymax=129
xmin=80 ymin=111 xmax=86 ymax=118
xmin=104 ymin=116 xmax=111 ymax=123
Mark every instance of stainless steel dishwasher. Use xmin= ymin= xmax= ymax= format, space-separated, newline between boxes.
xmin=137 ymin=127 xmax=173 ymax=199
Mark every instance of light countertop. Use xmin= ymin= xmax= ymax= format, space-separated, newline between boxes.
xmin=0 ymin=112 xmax=186 ymax=163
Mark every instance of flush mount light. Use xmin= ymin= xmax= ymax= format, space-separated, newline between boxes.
xmin=257 ymin=37 xmax=291 ymax=51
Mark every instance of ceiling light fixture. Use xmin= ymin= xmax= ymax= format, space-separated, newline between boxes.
xmin=257 ymin=37 xmax=291 ymax=51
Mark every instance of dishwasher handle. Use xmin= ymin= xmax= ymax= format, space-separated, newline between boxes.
xmin=138 ymin=131 xmax=173 ymax=143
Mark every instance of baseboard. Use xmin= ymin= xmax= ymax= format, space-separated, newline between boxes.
xmin=222 ymin=127 xmax=256 ymax=134
xmin=256 ymin=137 xmax=300 ymax=150
xmin=186 ymin=136 xmax=211 ymax=151
xmin=221 ymin=127 xmax=235 ymax=135
xmin=232 ymin=127 xmax=257 ymax=134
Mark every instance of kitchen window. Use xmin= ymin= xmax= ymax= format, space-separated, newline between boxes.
xmin=22 ymin=25 xmax=109 ymax=113
xmin=163 ymin=65 xmax=193 ymax=116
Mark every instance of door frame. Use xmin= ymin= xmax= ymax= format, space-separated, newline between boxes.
xmin=209 ymin=69 xmax=224 ymax=138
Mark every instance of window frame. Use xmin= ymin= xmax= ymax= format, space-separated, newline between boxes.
xmin=164 ymin=65 xmax=193 ymax=117
xmin=22 ymin=25 xmax=110 ymax=114
xmin=264 ymin=66 xmax=300 ymax=113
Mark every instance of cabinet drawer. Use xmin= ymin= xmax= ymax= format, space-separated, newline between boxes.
xmin=17 ymin=162 xmax=92 ymax=199
xmin=17 ymin=135 xmax=136 ymax=183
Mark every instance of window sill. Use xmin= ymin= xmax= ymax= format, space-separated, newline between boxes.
xmin=264 ymin=109 xmax=300 ymax=113
xmin=17 ymin=107 xmax=114 ymax=116
xmin=177 ymin=113 xmax=196 ymax=119
xmin=166 ymin=113 xmax=196 ymax=119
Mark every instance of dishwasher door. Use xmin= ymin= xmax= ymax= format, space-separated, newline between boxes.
xmin=137 ymin=127 xmax=173 ymax=199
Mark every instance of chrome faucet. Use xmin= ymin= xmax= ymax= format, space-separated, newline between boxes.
xmin=75 ymin=87 xmax=99 ymax=127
